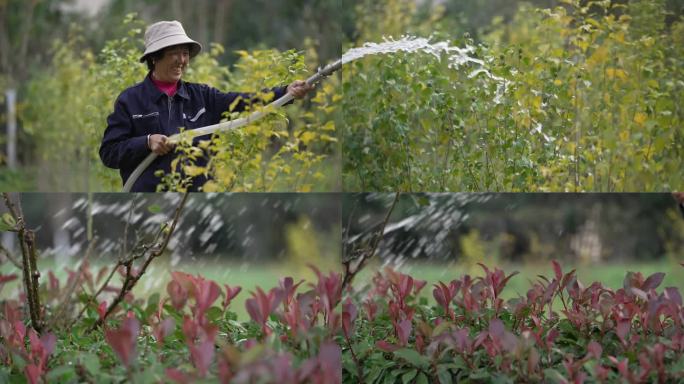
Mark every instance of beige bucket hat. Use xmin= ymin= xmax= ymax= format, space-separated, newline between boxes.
xmin=139 ymin=20 xmax=202 ymax=62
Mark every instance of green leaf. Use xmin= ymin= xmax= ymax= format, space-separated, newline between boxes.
xmin=206 ymin=306 xmax=224 ymax=322
xmin=393 ymin=348 xmax=429 ymax=369
xmin=366 ymin=366 xmax=385 ymax=384
xmin=0 ymin=213 xmax=15 ymax=231
xmin=492 ymin=373 xmax=515 ymax=384
xmin=402 ymin=368 xmax=418 ymax=384
xmin=415 ymin=372 xmax=429 ymax=384
xmin=543 ymin=368 xmax=567 ymax=383
xmin=45 ymin=365 xmax=75 ymax=381
xmin=343 ymin=359 xmax=359 ymax=377
xmin=469 ymin=370 xmax=491 ymax=380
xmin=79 ymin=352 xmax=101 ymax=375
xmin=437 ymin=366 xmax=454 ymax=384
xmin=147 ymin=204 xmax=162 ymax=214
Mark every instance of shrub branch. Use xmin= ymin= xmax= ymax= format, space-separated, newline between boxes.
xmin=2 ymin=193 xmax=43 ymax=333
xmin=342 ymin=192 xmax=400 ymax=291
xmin=89 ymin=192 xmax=188 ymax=331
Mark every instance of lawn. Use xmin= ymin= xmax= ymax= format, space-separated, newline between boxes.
xmin=352 ymin=259 xmax=684 ymax=300
xmin=1 ymin=257 xmax=340 ymax=321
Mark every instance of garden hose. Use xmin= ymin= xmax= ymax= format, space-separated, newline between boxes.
xmin=122 ymin=58 xmax=343 ymax=192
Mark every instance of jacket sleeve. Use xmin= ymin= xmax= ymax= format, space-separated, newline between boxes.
xmin=207 ymin=85 xmax=291 ymax=121
xmin=99 ymin=96 xmax=149 ymax=170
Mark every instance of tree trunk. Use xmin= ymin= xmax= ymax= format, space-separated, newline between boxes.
xmin=213 ymin=0 xmax=233 ymax=48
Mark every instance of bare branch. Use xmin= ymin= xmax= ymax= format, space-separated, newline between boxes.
xmin=342 ymin=192 xmax=400 ymax=292
xmin=0 ymin=243 xmax=22 ymax=269
xmin=89 ymin=193 xmax=189 ymax=331
xmin=2 ymin=192 xmax=42 ymax=333
xmin=51 ymin=236 xmax=98 ymax=329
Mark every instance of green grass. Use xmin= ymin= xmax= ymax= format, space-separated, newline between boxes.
xmin=1 ymin=258 xmax=339 ymax=321
xmin=352 ymin=260 xmax=684 ymax=300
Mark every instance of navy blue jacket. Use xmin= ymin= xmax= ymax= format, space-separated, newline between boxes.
xmin=99 ymin=73 xmax=288 ymax=191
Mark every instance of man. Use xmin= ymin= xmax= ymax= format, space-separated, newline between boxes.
xmin=99 ymin=20 xmax=312 ymax=191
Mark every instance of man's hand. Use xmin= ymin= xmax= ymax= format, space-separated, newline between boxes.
xmin=148 ymin=134 xmax=175 ymax=155
xmin=287 ymin=80 xmax=313 ymax=99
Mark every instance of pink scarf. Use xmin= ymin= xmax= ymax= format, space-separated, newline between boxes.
xmin=151 ymin=75 xmax=178 ymax=97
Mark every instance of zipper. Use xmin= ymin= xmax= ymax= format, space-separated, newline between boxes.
xmin=167 ymin=95 xmax=173 ymax=128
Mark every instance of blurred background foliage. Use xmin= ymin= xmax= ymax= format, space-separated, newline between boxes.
xmin=342 ymin=0 xmax=684 ymax=191
xmin=344 ymin=193 xmax=684 ymax=265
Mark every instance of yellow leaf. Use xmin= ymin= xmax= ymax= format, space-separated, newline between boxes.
xmin=587 ymin=46 xmax=608 ymax=67
xmin=202 ymin=181 xmax=220 ymax=192
xmin=606 ymin=68 xmax=627 ymax=80
xmin=619 ymin=130 xmax=629 ymax=141
xmin=300 ymin=131 xmax=316 ymax=145
xmin=183 ymin=165 xmax=205 ymax=177
xmin=612 ymin=31 xmax=625 ymax=43
xmin=532 ymin=96 xmax=542 ymax=111
xmin=634 ymin=112 xmax=647 ymax=125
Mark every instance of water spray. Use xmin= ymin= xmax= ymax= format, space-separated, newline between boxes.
xmin=123 ymin=36 xmax=506 ymax=191
xmin=122 ymin=59 xmax=342 ymax=192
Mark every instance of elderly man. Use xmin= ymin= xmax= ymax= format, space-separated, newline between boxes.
xmin=99 ymin=20 xmax=312 ymax=192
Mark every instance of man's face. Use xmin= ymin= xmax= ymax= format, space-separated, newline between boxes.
xmin=154 ymin=45 xmax=190 ymax=82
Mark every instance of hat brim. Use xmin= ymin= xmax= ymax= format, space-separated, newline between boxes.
xmin=139 ymin=35 xmax=202 ymax=62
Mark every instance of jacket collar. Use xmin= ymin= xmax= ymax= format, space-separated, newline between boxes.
xmin=143 ymin=72 xmax=190 ymax=101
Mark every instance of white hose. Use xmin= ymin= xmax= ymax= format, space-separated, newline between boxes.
xmin=122 ymin=59 xmax=342 ymax=192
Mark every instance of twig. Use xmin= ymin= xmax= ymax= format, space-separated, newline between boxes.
xmin=344 ymin=328 xmax=364 ymax=381
xmin=3 ymin=193 xmax=43 ymax=333
xmin=342 ymin=192 xmax=400 ymax=291
xmin=89 ymin=193 xmax=189 ymax=331
xmin=0 ymin=243 xmax=22 ymax=269
xmin=50 ymin=236 xmax=98 ymax=329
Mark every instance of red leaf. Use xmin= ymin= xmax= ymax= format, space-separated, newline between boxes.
xmin=413 ymin=279 xmax=427 ymax=295
xmin=616 ymin=319 xmax=630 ymax=343
xmin=642 ymin=272 xmax=665 ymax=291
xmin=245 ymin=287 xmax=284 ymax=335
xmin=623 ymin=272 xmax=643 ymax=292
xmin=40 ymin=332 xmax=56 ymax=357
xmin=561 ymin=269 xmax=576 ymax=290
xmin=630 ymin=287 xmax=648 ymax=301
xmin=317 ymin=342 xmax=342 ymax=383
xmin=167 ymin=280 xmax=188 ymax=311
xmin=153 ymin=318 xmax=176 ymax=345
xmin=342 ymin=299 xmax=357 ymax=338
xmin=24 ymin=364 xmax=42 ymax=384
xmin=48 ymin=271 xmax=60 ymax=292
xmin=451 ymin=328 xmax=471 ymax=353
xmin=489 ymin=318 xmax=505 ymax=339
xmin=396 ymin=319 xmax=412 ymax=346
xmin=363 ymin=300 xmax=378 ymax=321
xmin=193 ymin=278 xmax=220 ymax=318
xmin=222 ymin=284 xmax=242 ymax=310
xmin=433 ymin=282 xmax=449 ymax=311
xmin=587 ymin=340 xmax=602 ymax=359
xmin=104 ymin=316 xmax=140 ymax=367
xmin=166 ymin=368 xmax=192 ymax=384
xmin=375 ymin=340 xmax=400 ymax=352
xmin=189 ymin=339 xmax=214 ymax=377
xmin=97 ymin=301 xmax=108 ymax=321
xmin=664 ymin=287 xmax=682 ymax=306
xmin=551 ymin=260 xmax=562 ymax=281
